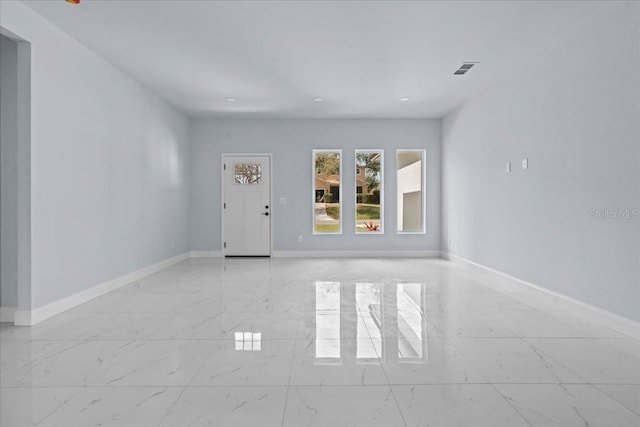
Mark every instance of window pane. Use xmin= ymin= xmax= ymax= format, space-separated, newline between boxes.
xmin=313 ymin=150 xmax=342 ymax=234
xmin=234 ymin=163 xmax=262 ymax=184
xmin=396 ymin=150 xmax=425 ymax=233
xmin=355 ymin=150 xmax=383 ymax=233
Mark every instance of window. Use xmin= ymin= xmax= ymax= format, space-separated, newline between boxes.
xmin=313 ymin=150 xmax=342 ymax=234
xmin=396 ymin=150 xmax=425 ymax=233
xmin=355 ymin=150 xmax=383 ymax=233
xmin=234 ymin=163 xmax=262 ymax=184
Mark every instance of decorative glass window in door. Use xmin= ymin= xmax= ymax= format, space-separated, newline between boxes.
xmin=234 ymin=163 xmax=262 ymax=184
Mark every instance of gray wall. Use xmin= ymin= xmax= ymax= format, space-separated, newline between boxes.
xmin=190 ymin=119 xmax=440 ymax=252
xmin=0 ymin=35 xmax=18 ymax=308
xmin=442 ymin=2 xmax=640 ymax=321
xmin=2 ymin=2 xmax=191 ymax=309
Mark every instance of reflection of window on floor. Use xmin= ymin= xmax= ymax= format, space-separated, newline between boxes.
xmin=315 ymin=281 xmax=341 ymax=359
xmin=397 ymin=283 xmax=425 ymax=360
xmin=235 ymin=332 xmax=262 ymax=351
xmin=356 ymin=282 xmax=382 ymax=359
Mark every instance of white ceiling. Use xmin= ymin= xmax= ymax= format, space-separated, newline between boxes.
xmin=23 ymin=0 xmax=610 ymax=119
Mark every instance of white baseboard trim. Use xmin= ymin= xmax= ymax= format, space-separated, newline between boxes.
xmin=14 ymin=252 xmax=190 ymax=326
xmin=0 ymin=306 xmax=17 ymax=323
xmin=442 ymin=252 xmax=639 ymax=335
xmin=190 ymin=250 xmax=223 ymax=258
xmin=272 ymin=250 xmax=442 ymax=258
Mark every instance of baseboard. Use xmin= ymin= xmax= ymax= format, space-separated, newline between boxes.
xmin=14 ymin=252 xmax=190 ymax=326
xmin=190 ymin=250 xmax=223 ymax=258
xmin=442 ymin=252 xmax=639 ymax=336
xmin=272 ymin=250 xmax=442 ymax=258
xmin=0 ymin=306 xmax=17 ymax=323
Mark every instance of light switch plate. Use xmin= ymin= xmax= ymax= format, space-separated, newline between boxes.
xmin=522 ymin=158 xmax=528 ymax=169
xmin=279 ymin=197 xmax=287 ymax=205
xmin=505 ymin=161 xmax=511 ymax=173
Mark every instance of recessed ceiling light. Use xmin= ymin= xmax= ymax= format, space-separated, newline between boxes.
xmin=313 ymin=97 xmax=324 ymax=103
xmin=400 ymin=97 xmax=411 ymax=102
xmin=225 ymin=97 xmax=237 ymax=102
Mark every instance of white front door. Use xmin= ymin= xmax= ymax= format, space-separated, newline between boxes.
xmin=223 ymin=155 xmax=271 ymax=256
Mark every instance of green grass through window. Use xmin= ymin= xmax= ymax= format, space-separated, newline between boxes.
xmin=356 ymin=204 xmax=380 ymax=220
xmin=314 ymin=224 xmax=341 ymax=233
xmin=325 ymin=205 xmax=340 ymax=220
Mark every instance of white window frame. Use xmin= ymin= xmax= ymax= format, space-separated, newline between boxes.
xmin=312 ymin=149 xmax=342 ymax=235
xmin=396 ymin=149 xmax=426 ymax=234
xmin=355 ymin=149 xmax=384 ymax=235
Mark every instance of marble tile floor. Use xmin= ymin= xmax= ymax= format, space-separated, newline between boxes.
xmin=1 ymin=257 xmax=638 ymax=426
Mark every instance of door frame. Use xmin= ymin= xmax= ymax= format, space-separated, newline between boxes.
xmin=221 ymin=153 xmax=273 ymax=257
xmin=0 ymin=27 xmax=32 ymax=325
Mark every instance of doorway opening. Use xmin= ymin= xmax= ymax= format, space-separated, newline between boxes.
xmin=0 ymin=30 xmax=32 ymax=325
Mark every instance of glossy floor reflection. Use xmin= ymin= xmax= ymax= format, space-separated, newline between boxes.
xmin=1 ymin=258 xmax=638 ymax=426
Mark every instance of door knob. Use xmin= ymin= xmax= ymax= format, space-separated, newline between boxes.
xmin=262 ymin=212 xmax=269 ymax=216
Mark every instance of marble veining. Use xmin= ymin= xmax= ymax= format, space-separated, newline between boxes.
xmin=1 ymin=257 xmax=638 ymax=426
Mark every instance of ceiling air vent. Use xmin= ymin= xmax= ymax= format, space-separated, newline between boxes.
xmin=453 ymin=62 xmax=478 ymax=75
